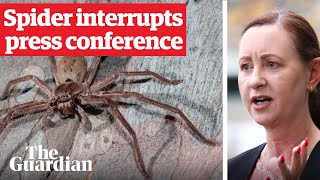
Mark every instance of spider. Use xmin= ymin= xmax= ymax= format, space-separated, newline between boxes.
xmin=0 ymin=56 xmax=219 ymax=179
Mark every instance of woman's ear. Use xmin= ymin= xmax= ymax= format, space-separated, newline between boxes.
xmin=308 ymin=57 xmax=320 ymax=92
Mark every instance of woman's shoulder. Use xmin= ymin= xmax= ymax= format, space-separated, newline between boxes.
xmin=228 ymin=143 xmax=265 ymax=166
xmin=301 ymin=140 xmax=320 ymax=179
xmin=228 ymin=143 xmax=265 ymax=179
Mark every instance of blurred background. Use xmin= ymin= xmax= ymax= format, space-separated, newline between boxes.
xmin=228 ymin=0 xmax=320 ymax=158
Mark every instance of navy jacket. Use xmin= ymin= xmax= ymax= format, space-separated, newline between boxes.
xmin=228 ymin=141 xmax=320 ymax=179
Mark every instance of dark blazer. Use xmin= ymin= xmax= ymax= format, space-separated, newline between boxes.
xmin=228 ymin=141 xmax=320 ymax=180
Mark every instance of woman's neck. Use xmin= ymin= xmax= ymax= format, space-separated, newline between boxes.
xmin=262 ymin=115 xmax=320 ymax=165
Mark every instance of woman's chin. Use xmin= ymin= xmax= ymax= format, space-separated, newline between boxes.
xmin=252 ymin=115 xmax=276 ymax=127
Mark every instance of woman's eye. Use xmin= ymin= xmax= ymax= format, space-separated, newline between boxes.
xmin=267 ymin=61 xmax=279 ymax=68
xmin=241 ymin=64 xmax=252 ymax=71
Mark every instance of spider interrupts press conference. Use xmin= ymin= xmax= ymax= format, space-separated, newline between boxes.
xmin=0 ymin=56 xmax=222 ymax=180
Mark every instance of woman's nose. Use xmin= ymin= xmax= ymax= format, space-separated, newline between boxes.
xmin=248 ymin=68 xmax=267 ymax=89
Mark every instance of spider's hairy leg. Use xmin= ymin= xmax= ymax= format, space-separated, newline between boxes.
xmin=49 ymin=56 xmax=61 ymax=86
xmin=0 ymin=75 xmax=52 ymax=101
xmin=84 ymin=56 xmax=102 ymax=86
xmin=42 ymin=108 xmax=56 ymax=127
xmin=0 ymin=101 xmax=48 ymax=135
xmin=101 ymin=92 xmax=220 ymax=146
xmin=76 ymin=105 xmax=92 ymax=131
xmin=90 ymin=71 xmax=183 ymax=92
xmin=106 ymin=99 xmax=151 ymax=180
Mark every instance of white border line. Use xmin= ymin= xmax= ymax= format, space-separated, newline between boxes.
xmin=222 ymin=0 xmax=228 ymax=179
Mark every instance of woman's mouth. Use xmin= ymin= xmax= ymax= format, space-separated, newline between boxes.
xmin=251 ymin=96 xmax=272 ymax=110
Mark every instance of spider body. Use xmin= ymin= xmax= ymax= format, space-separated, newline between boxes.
xmin=0 ymin=56 xmax=219 ymax=180
xmin=56 ymin=56 xmax=87 ymax=83
xmin=54 ymin=81 xmax=85 ymax=118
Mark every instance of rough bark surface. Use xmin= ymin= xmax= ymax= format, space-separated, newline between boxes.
xmin=0 ymin=0 xmax=222 ymax=179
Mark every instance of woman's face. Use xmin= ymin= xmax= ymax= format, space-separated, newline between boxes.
xmin=238 ymin=24 xmax=310 ymax=127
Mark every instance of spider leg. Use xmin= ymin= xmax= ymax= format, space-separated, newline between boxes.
xmin=91 ymin=92 xmax=219 ymax=146
xmin=42 ymin=108 xmax=55 ymax=127
xmin=90 ymin=71 xmax=183 ymax=92
xmin=84 ymin=56 xmax=102 ymax=86
xmin=49 ymin=56 xmax=61 ymax=86
xmin=106 ymin=98 xmax=151 ymax=180
xmin=76 ymin=105 xmax=92 ymax=131
xmin=0 ymin=75 xmax=53 ymax=100
xmin=0 ymin=100 xmax=49 ymax=135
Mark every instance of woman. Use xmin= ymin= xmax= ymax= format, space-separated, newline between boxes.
xmin=228 ymin=11 xmax=320 ymax=179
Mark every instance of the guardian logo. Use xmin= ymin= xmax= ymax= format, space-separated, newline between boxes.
xmin=10 ymin=145 xmax=92 ymax=171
